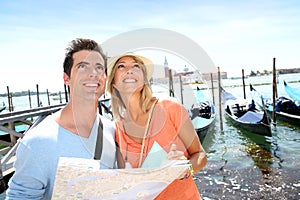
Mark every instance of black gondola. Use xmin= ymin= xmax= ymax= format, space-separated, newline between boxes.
xmin=222 ymin=89 xmax=272 ymax=136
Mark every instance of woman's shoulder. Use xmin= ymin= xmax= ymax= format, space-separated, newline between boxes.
xmin=155 ymin=98 xmax=187 ymax=117
xmin=157 ymin=97 xmax=182 ymax=108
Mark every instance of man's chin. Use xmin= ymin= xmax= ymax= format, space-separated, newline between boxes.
xmin=82 ymin=92 xmax=101 ymax=100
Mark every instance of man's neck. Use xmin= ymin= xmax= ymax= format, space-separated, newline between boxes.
xmin=56 ymin=101 xmax=98 ymax=138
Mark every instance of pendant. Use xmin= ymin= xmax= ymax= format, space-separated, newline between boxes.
xmin=125 ymin=162 xmax=133 ymax=169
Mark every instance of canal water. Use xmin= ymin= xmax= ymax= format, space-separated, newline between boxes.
xmin=194 ymin=73 xmax=300 ymax=199
xmin=1 ymin=73 xmax=299 ymax=199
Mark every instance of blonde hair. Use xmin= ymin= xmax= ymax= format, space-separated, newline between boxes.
xmin=107 ymin=55 xmax=155 ymax=121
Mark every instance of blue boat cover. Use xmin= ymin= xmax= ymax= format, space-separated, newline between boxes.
xmin=192 ymin=116 xmax=214 ymax=129
xmin=196 ymin=87 xmax=209 ymax=103
xmin=285 ymin=82 xmax=300 ymax=102
xmin=237 ymin=111 xmax=263 ymax=123
xmin=221 ymin=90 xmax=237 ymax=102
xmin=190 ymin=87 xmax=214 ymax=120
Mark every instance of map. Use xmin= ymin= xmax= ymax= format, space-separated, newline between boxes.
xmin=52 ymin=157 xmax=190 ymax=200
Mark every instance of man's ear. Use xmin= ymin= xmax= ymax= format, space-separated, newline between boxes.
xmin=63 ymin=72 xmax=70 ymax=85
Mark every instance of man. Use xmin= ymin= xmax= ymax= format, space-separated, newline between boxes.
xmin=6 ymin=38 xmax=116 ymax=199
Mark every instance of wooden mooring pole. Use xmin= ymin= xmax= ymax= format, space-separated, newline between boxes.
xmin=6 ymin=86 xmax=13 ymax=112
xmin=168 ymin=69 xmax=174 ymax=97
xmin=46 ymin=89 xmax=50 ymax=106
xmin=242 ymin=69 xmax=246 ymax=99
xmin=36 ymin=84 xmax=41 ymax=107
xmin=210 ymin=73 xmax=215 ymax=105
xmin=64 ymin=84 xmax=69 ymax=103
xmin=179 ymin=75 xmax=183 ymax=104
xmin=272 ymin=57 xmax=277 ymax=125
xmin=218 ymin=67 xmax=223 ymax=131
xmin=28 ymin=90 xmax=32 ymax=109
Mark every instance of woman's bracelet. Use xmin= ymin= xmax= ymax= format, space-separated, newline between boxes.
xmin=188 ymin=161 xmax=194 ymax=176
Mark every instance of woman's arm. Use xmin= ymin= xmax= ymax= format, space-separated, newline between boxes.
xmin=178 ymin=118 xmax=207 ymax=173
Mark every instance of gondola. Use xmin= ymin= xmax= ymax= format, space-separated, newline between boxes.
xmin=0 ymin=101 xmax=6 ymax=113
xmin=189 ymin=86 xmax=216 ymax=141
xmin=0 ymin=105 xmax=6 ymax=113
xmin=222 ymin=89 xmax=272 ymax=136
xmin=284 ymin=81 xmax=300 ymax=102
xmin=265 ymin=96 xmax=300 ymax=127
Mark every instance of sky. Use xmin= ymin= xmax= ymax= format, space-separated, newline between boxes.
xmin=1 ymin=0 xmax=300 ymax=93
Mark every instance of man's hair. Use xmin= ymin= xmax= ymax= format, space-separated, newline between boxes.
xmin=63 ymin=38 xmax=107 ymax=76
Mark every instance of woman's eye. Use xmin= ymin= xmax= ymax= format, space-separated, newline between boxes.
xmin=117 ymin=64 xmax=125 ymax=69
xmin=134 ymin=64 xmax=140 ymax=69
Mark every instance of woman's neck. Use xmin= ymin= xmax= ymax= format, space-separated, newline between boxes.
xmin=121 ymin=92 xmax=143 ymax=120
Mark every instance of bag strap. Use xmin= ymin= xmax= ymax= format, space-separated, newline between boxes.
xmin=94 ymin=117 xmax=103 ymax=160
xmin=138 ymin=99 xmax=158 ymax=167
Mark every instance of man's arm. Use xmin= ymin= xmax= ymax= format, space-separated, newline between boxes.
xmin=6 ymin=142 xmax=47 ymax=199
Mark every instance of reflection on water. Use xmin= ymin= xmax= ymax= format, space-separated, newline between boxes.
xmin=194 ymin=114 xmax=300 ymax=199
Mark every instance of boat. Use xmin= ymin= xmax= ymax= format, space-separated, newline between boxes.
xmin=152 ymin=83 xmax=215 ymax=141
xmin=189 ymin=86 xmax=216 ymax=141
xmin=265 ymin=96 xmax=300 ymax=127
xmin=0 ymin=102 xmax=6 ymax=113
xmin=222 ymin=88 xmax=272 ymax=136
xmin=0 ymin=106 xmax=5 ymax=113
xmin=284 ymin=81 xmax=300 ymax=102
xmin=49 ymin=92 xmax=66 ymax=102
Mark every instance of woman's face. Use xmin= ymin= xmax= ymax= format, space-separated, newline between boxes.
xmin=112 ymin=56 xmax=145 ymax=93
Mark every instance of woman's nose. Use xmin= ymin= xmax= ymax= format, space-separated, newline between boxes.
xmin=126 ymin=68 xmax=134 ymax=74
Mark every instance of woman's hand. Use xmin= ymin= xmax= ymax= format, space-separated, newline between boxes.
xmin=167 ymin=144 xmax=187 ymax=160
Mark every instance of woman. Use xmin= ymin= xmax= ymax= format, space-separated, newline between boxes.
xmin=107 ymin=53 xmax=207 ymax=199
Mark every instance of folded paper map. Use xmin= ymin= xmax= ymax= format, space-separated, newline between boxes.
xmin=141 ymin=141 xmax=167 ymax=168
xmin=52 ymin=157 xmax=190 ymax=200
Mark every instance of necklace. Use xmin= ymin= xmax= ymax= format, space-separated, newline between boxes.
xmin=119 ymin=99 xmax=158 ymax=168
xmin=74 ymin=116 xmax=99 ymax=158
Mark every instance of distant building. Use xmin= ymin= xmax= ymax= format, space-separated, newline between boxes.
xmin=277 ymin=68 xmax=300 ymax=74
xmin=164 ymin=56 xmax=169 ymax=78
xmin=152 ymin=56 xmax=227 ymax=81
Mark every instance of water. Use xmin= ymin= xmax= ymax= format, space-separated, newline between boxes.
xmin=153 ymin=73 xmax=300 ymax=199
xmin=194 ymin=73 xmax=300 ymax=199
xmin=0 ymin=94 xmax=65 ymax=135
xmin=1 ymin=73 xmax=299 ymax=199
xmin=0 ymin=93 xmax=65 ymax=113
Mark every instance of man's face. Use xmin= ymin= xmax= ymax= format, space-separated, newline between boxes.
xmin=64 ymin=50 xmax=106 ymax=101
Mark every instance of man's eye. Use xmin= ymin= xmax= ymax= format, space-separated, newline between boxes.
xmin=79 ymin=64 xmax=86 ymax=68
xmin=96 ymin=65 xmax=105 ymax=71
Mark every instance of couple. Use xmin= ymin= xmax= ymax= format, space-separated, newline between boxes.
xmin=6 ymin=38 xmax=207 ymax=199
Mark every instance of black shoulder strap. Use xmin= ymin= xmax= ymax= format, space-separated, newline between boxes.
xmin=94 ymin=117 xmax=103 ymax=160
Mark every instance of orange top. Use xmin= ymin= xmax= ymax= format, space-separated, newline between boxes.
xmin=115 ymin=99 xmax=190 ymax=168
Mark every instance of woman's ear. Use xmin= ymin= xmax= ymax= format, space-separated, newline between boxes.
xmin=63 ymin=72 xmax=70 ymax=85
